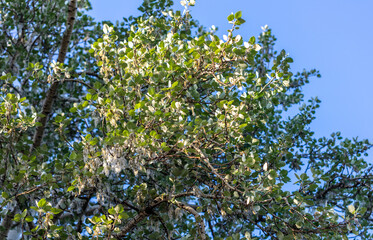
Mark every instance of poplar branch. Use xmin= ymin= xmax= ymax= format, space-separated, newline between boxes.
xmin=174 ymin=201 xmax=206 ymax=240
xmin=193 ymin=146 xmax=236 ymax=191
xmin=114 ymin=192 xmax=194 ymax=238
xmin=31 ymin=0 xmax=77 ymax=151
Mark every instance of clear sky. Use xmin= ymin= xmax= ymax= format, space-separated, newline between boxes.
xmin=89 ymin=0 xmax=373 ymax=147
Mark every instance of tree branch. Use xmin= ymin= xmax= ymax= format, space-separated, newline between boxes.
xmin=114 ymin=210 xmax=150 ymax=238
xmin=15 ymin=184 xmax=48 ymax=198
xmin=193 ymin=147 xmax=236 ymax=191
xmin=114 ymin=192 xmax=194 ymax=238
xmin=174 ymin=201 xmax=206 ymax=240
xmin=154 ymin=212 xmax=170 ymax=240
xmin=63 ymin=78 xmax=97 ymax=92
xmin=31 ymin=0 xmax=77 ymax=151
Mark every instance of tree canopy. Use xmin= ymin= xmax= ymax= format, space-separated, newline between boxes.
xmin=1 ymin=0 xmax=372 ymax=239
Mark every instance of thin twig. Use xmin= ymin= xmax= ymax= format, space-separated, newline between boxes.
xmin=63 ymin=78 xmax=97 ymax=92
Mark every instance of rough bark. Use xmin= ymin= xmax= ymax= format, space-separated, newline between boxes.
xmin=114 ymin=210 xmax=150 ymax=238
xmin=31 ymin=0 xmax=77 ymax=151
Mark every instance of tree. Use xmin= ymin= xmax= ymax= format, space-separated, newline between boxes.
xmin=1 ymin=0 xmax=372 ymax=239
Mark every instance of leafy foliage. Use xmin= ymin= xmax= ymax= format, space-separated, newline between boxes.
xmin=0 ymin=0 xmax=372 ymax=239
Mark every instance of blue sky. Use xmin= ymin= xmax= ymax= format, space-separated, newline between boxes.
xmin=89 ymin=0 xmax=373 ymax=144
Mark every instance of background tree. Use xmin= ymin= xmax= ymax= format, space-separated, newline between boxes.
xmin=0 ymin=0 xmax=372 ymax=239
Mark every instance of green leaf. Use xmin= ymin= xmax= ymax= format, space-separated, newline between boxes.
xmin=120 ymin=212 xmax=129 ymax=220
xmin=69 ymin=107 xmax=78 ymax=113
xmin=21 ymin=209 xmax=27 ymax=218
xmin=129 ymin=109 xmax=135 ymax=116
xmin=249 ymin=36 xmax=255 ymax=45
xmin=37 ymin=71 xmax=43 ymax=78
xmin=2 ymin=191 xmax=9 ymax=199
xmin=13 ymin=214 xmax=22 ymax=222
xmin=86 ymin=93 xmax=92 ymax=100
xmin=55 ymin=115 xmax=63 ymax=123
xmin=150 ymin=130 xmax=157 ymax=138
xmin=171 ymin=81 xmax=179 ymax=89
xmin=308 ymin=183 xmax=318 ymax=191
xmin=82 ymin=101 xmax=89 ymax=108
xmin=148 ymin=87 xmax=155 ymax=96
xmin=295 ymin=221 xmax=303 ymax=228
xmin=360 ymin=207 xmax=367 ymax=215
xmin=108 ymin=208 xmax=116 ymax=215
xmin=239 ymin=123 xmax=247 ymax=128
xmin=227 ymin=14 xmax=234 ymax=21
xmin=236 ymin=18 xmax=246 ymax=25
xmin=234 ymin=11 xmax=242 ymax=19
xmin=89 ymin=138 xmax=98 ymax=146
xmin=51 ymin=208 xmax=63 ymax=214
xmin=37 ymin=198 xmax=47 ymax=208
xmin=70 ymin=152 xmax=77 ymax=160
xmin=30 ymin=206 xmax=38 ymax=211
